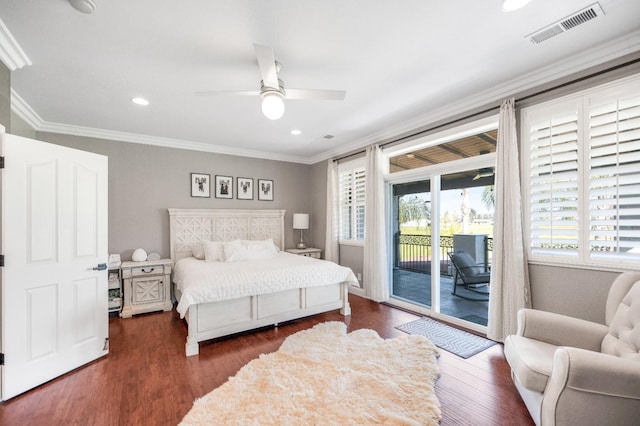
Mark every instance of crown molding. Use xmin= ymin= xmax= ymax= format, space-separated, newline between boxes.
xmin=11 ymin=90 xmax=311 ymax=164
xmin=0 ymin=18 xmax=31 ymax=70
xmin=307 ymin=29 xmax=640 ymax=165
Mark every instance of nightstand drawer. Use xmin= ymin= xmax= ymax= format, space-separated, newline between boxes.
xmin=299 ymin=251 xmax=320 ymax=258
xmin=285 ymin=248 xmax=322 ymax=259
xmin=123 ymin=264 xmax=170 ymax=278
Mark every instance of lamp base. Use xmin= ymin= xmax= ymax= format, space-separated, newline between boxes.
xmin=296 ymin=242 xmax=307 ymax=249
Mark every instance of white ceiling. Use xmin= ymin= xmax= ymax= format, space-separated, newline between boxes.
xmin=2 ymin=0 xmax=640 ymax=164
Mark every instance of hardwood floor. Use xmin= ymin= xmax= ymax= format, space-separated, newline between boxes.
xmin=0 ymin=295 xmax=534 ymax=425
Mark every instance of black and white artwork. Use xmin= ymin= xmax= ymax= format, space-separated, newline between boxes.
xmin=191 ymin=173 xmax=210 ymax=198
xmin=237 ymin=177 xmax=254 ymax=200
xmin=258 ymin=179 xmax=274 ymax=201
xmin=215 ymin=175 xmax=233 ymax=199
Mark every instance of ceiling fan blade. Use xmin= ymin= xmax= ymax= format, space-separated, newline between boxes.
xmin=194 ymin=90 xmax=261 ymax=97
xmin=285 ymin=89 xmax=347 ymax=101
xmin=254 ymin=44 xmax=279 ymax=90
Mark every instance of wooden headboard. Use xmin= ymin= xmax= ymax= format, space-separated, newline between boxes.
xmin=168 ymin=209 xmax=286 ymax=263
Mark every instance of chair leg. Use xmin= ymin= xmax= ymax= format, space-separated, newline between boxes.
xmin=452 ymin=272 xmax=460 ymax=296
xmin=451 ymin=273 xmax=489 ymax=302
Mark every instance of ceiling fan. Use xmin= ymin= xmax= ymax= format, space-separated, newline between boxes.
xmin=195 ymin=44 xmax=347 ymax=120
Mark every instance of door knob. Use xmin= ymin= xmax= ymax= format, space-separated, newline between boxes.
xmin=93 ymin=263 xmax=107 ymax=271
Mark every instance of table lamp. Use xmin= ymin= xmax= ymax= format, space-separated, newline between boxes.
xmin=293 ymin=213 xmax=309 ymax=249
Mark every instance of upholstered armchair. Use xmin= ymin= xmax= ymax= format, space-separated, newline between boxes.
xmin=504 ymin=272 xmax=640 ymax=426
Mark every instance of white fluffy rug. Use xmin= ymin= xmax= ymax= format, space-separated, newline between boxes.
xmin=180 ymin=322 xmax=441 ymax=425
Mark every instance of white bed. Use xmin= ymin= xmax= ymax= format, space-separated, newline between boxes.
xmin=168 ymin=208 xmax=355 ymax=356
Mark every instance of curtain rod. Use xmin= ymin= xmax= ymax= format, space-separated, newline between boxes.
xmin=334 ymin=56 xmax=640 ymax=163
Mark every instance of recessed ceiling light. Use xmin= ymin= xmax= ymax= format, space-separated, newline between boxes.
xmin=131 ymin=97 xmax=149 ymax=106
xmin=290 ymin=129 xmax=302 ymax=136
xmin=502 ymin=0 xmax=532 ymax=12
xmin=69 ymin=0 xmax=96 ymax=14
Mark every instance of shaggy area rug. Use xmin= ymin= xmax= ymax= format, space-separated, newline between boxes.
xmin=180 ymin=322 xmax=441 ymax=425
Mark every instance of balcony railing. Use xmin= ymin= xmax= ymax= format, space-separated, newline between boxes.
xmin=394 ymin=233 xmax=493 ymax=276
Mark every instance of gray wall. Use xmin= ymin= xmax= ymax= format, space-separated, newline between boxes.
xmin=0 ymin=62 xmax=10 ymax=131
xmin=37 ymin=132 xmax=314 ymax=260
xmin=11 ymin=110 xmax=36 ymax=139
xmin=528 ymin=265 xmax=619 ymax=324
xmin=310 ymin=161 xmax=327 ymax=250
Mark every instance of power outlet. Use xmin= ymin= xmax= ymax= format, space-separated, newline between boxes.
xmin=357 ymin=272 xmax=362 ymax=281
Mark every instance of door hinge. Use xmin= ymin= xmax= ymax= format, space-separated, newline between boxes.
xmin=0 ymin=156 xmax=4 ymax=168
xmin=0 ymin=353 xmax=4 ymax=365
xmin=0 ymin=254 xmax=4 ymax=267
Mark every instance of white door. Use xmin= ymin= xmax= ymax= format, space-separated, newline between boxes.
xmin=0 ymin=132 xmax=109 ymax=400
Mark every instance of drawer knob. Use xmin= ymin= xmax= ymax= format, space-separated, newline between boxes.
xmin=141 ymin=267 xmax=155 ymax=273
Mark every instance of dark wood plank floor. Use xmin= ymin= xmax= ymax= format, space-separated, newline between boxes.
xmin=0 ymin=295 xmax=534 ymax=425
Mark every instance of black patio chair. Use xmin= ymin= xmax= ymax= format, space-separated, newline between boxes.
xmin=448 ymin=250 xmax=490 ymax=301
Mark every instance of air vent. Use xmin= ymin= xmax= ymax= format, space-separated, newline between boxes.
xmin=526 ymin=2 xmax=605 ymax=44
xmin=323 ymin=134 xmax=335 ymax=139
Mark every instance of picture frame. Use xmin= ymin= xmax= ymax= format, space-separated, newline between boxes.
xmin=215 ymin=175 xmax=233 ymax=199
xmin=236 ymin=177 xmax=254 ymax=200
xmin=257 ymin=179 xmax=274 ymax=201
xmin=191 ymin=173 xmax=211 ymax=198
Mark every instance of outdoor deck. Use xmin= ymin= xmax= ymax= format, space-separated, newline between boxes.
xmin=392 ymin=233 xmax=491 ymax=326
xmin=392 ymin=268 xmax=489 ymax=326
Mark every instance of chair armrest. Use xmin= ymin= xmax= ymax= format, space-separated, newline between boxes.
xmin=517 ymin=308 xmax=608 ymax=352
xmin=542 ymin=347 xmax=640 ymax=425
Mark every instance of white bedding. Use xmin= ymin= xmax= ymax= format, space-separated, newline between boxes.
xmin=174 ymin=252 xmax=358 ymax=317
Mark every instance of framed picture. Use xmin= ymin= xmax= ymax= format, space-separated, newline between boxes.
xmin=258 ymin=179 xmax=274 ymax=201
xmin=237 ymin=177 xmax=254 ymax=200
xmin=215 ymin=175 xmax=233 ymax=199
xmin=191 ymin=173 xmax=210 ymax=198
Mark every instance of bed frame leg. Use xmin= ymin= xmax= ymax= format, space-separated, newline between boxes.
xmin=340 ymin=283 xmax=351 ymax=316
xmin=186 ymin=339 xmax=199 ymax=357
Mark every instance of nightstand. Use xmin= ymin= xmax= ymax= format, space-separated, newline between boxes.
xmin=285 ymin=247 xmax=322 ymax=259
xmin=120 ymin=259 xmax=172 ymax=318
xmin=108 ymin=268 xmax=122 ymax=314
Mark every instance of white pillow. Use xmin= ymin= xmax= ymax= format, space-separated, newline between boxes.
xmin=191 ymin=244 xmax=205 ymax=260
xmin=224 ymin=239 xmax=278 ymax=262
xmin=241 ymin=238 xmax=280 ymax=252
xmin=203 ymin=241 xmax=226 ymax=262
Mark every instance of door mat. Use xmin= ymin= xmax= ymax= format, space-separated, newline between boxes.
xmin=396 ymin=317 xmax=496 ymax=358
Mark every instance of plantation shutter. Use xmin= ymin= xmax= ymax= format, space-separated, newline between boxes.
xmin=588 ymin=93 xmax=640 ymax=261
xmin=528 ymin=105 xmax=580 ymax=256
xmin=354 ymin=168 xmax=366 ymax=240
xmin=338 ymin=166 xmax=366 ymax=242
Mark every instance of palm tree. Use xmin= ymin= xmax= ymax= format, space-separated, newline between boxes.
xmin=482 ymin=185 xmax=495 ymax=212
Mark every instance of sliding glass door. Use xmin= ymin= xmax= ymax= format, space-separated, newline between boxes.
xmin=388 ymin=166 xmax=495 ymax=328
xmin=438 ymin=173 xmax=494 ymax=326
xmin=391 ymin=179 xmax=432 ymax=307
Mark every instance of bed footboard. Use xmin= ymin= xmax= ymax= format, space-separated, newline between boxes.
xmin=181 ymin=283 xmax=350 ymax=356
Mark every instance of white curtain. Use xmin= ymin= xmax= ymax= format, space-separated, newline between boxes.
xmin=363 ymin=145 xmax=389 ymax=302
xmin=325 ymin=160 xmax=339 ymax=263
xmin=487 ymin=98 xmax=531 ymax=342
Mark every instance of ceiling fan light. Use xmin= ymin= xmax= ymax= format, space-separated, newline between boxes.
xmin=502 ymin=0 xmax=532 ymax=12
xmin=473 ymin=167 xmax=494 ymax=180
xmin=261 ymin=92 xmax=285 ymax=120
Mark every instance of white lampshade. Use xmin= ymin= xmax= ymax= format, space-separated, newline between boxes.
xmin=293 ymin=213 xmax=309 ymax=230
xmin=261 ymin=92 xmax=285 ymax=120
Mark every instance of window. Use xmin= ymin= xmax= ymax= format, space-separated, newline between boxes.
xmin=523 ymin=75 xmax=640 ymax=267
xmin=338 ymin=160 xmax=366 ymax=244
